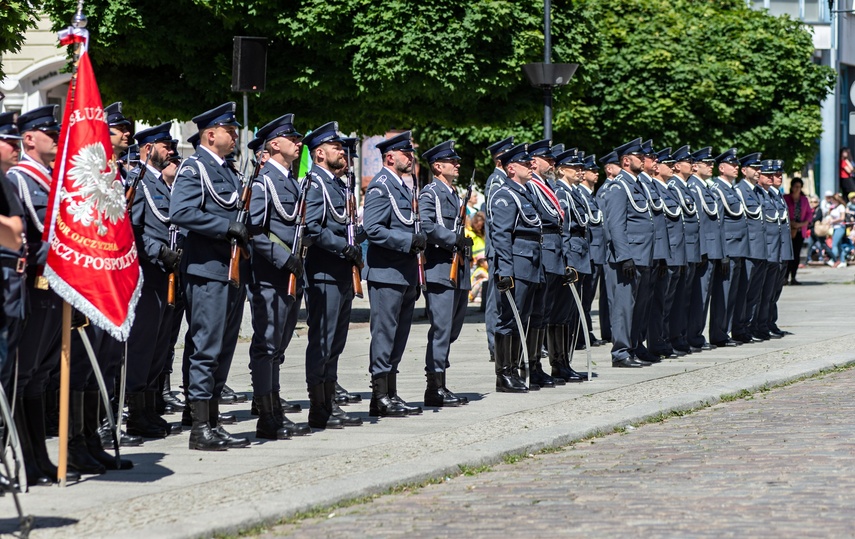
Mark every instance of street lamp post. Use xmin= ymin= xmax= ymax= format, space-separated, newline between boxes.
xmin=522 ymin=0 xmax=578 ymax=139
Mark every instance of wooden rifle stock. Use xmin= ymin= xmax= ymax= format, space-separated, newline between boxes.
xmin=449 ymin=172 xmax=475 ymax=287
xmin=227 ymin=160 xmax=261 ymax=288
xmin=167 ymin=225 xmax=179 ymax=308
xmin=125 ymin=151 xmax=151 ymax=214
xmin=345 ymin=165 xmax=364 ymax=299
xmin=412 ymin=170 xmax=427 ymax=291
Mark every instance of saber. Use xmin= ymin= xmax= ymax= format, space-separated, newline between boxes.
xmin=567 ymin=282 xmax=592 ymax=381
xmin=77 ymin=328 xmax=121 ymax=469
xmin=0 ymin=386 xmax=27 ymax=492
xmin=502 ymin=287 xmax=528 ymax=369
xmin=116 ymin=342 xmax=128 ymax=448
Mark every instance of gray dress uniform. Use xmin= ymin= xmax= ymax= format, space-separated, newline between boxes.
xmin=304 ymin=163 xmax=361 ymax=386
xmin=686 ymin=172 xmax=723 ymax=348
xmin=601 ymin=164 xmax=655 ymax=365
xmin=755 ymin=178 xmax=783 ymax=337
xmin=665 ymin=163 xmax=701 ymax=350
xmin=482 ymin=165 xmax=509 ymax=361
xmin=732 ymin=177 xmax=767 ymax=340
xmin=636 ymin=168 xmax=670 ymax=359
xmin=769 ymin=171 xmax=793 ymax=334
xmin=247 ymin=158 xmax=303 ymax=397
xmin=364 ymin=165 xmax=421 ymax=379
xmin=419 ymin=178 xmax=470 ymax=375
xmin=579 ymin=180 xmax=608 ymax=343
xmin=170 ymin=146 xmax=248 ymax=403
xmin=648 ymin=174 xmax=685 ymax=356
xmin=709 ymin=173 xmax=748 ymax=344
xmin=527 ymin=172 xmax=565 ymax=333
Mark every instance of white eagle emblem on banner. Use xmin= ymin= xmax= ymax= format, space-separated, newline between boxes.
xmin=63 ymin=142 xmax=126 ymax=236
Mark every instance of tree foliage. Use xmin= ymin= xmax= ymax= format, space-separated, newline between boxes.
xmin=39 ymin=0 xmax=834 ymax=177
xmin=0 ymin=0 xmax=40 ymax=80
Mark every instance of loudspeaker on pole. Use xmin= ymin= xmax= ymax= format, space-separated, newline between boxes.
xmin=231 ymin=36 xmax=268 ymax=93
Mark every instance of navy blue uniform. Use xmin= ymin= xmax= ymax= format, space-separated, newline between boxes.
xmin=769 ymin=188 xmax=792 ymax=333
xmin=666 ymin=176 xmax=701 ymax=350
xmin=363 ymin=168 xmax=420 ymax=378
xmin=648 ymin=178 xmax=684 ymax=355
xmin=709 ymin=178 xmax=748 ymax=343
xmin=601 ymin=171 xmax=655 ymax=362
xmin=482 ymin=168 xmax=508 ymax=359
xmin=527 ymin=175 xmax=564 ymax=331
xmin=732 ymin=180 xmax=767 ymax=339
xmin=755 ymin=187 xmax=782 ymax=335
xmin=578 ymin=183 xmax=608 ymax=342
xmin=419 ymin=179 xmax=470 ymax=373
xmin=170 ymin=147 xmax=248 ymax=402
xmin=686 ymin=175 xmax=722 ymax=347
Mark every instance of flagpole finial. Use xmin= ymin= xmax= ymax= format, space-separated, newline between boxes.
xmin=72 ymin=0 xmax=87 ymax=28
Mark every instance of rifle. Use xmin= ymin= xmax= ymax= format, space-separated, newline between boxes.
xmin=167 ymin=224 xmax=180 ymax=307
xmin=125 ymin=144 xmax=150 ymax=214
xmin=449 ymin=171 xmax=475 ymax=287
xmin=227 ymin=159 xmax=261 ymax=287
xmin=412 ymin=164 xmax=427 ymax=291
xmin=287 ymin=174 xmax=311 ymax=300
xmin=344 ymin=147 xmax=364 ymax=298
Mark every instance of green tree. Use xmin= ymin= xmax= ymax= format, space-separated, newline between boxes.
xmin=40 ymin=0 xmax=832 ymax=177
xmin=0 ymin=0 xmax=40 ymax=80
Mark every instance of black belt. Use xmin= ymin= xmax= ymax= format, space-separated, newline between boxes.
xmin=0 ymin=257 xmax=26 ymax=273
xmin=542 ymin=227 xmax=562 ymax=234
xmin=570 ymin=230 xmax=586 ymax=238
xmin=514 ymin=232 xmax=543 ymax=243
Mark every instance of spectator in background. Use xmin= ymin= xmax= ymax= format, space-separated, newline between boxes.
xmin=466 ymin=190 xmax=481 ymax=219
xmin=469 ymin=255 xmax=489 ymax=303
xmin=784 ymin=177 xmax=812 ymax=284
xmin=828 ymin=193 xmax=849 ymax=268
xmin=840 ymin=148 xmax=855 ymax=195
xmin=808 ymin=194 xmax=832 ymax=263
xmin=821 ymin=190 xmax=835 ymax=214
xmin=465 ymin=210 xmax=486 ymax=261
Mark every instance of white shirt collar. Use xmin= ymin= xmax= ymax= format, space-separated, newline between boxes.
xmin=579 ymin=183 xmax=594 ymax=195
xmin=20 ymin=153 xmax=51 ymax=174
xmin=383 ymin=166 xmax=405 ymax=188
xmin=267 ymin=158 xmax=294 ymax=179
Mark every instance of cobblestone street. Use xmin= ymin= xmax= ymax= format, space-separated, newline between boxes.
xmin=264 ymin=367 xmax=855 ymax=538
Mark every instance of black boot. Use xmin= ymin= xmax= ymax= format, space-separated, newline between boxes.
xmin=507 ymin=334 xmax=530 ymax=391
xmin=327 ymin=381 xmax=362 ymax=426
xmin=368 ymin=375 xmax=408 ymax=417
xmin=219 ymin=384 xmax=246 ymax=404
xmin=83 ymin=391 xmax=133 ymax=470
xmin=308 ymin=383 xmax=343 ymax=429
xmin=272 ymin=391 xmax=310 ymax=436
xmin=529 ymin=328 xmax=558 ymax=388
xmin=209 ymin=400 xmax=249 ymax=448
xmin=388 ymin=371 xmax=422 ymax=415
xmin=548 ymin=325 xmax=584 ymax=383
xmin=181 ymin=395 xmax=193 ymax=427
xmin=45 ymin=388 xmax=60 ymax=437
xmin=440 ymin=372 xmax=468 ymax=404
xmin=126 ymin=392 xmax=166 ymax=438
xmin=495 ymin=333 xmax=528 ymax=393
xmin=255 ymin=393 xmax=292 ymax=440
xmin=335 ymin=382 xmax=362 ymax=405
xmin=188 ymin=400 xmax=227 ymax=451
xmin=161 ymin=374 xmax=185 ymax=412
xmin=23 ymin=396 xmax=81 ymax=484
xmin=562 ymin=324 xmax=588 ymax=382
xmin=524 ymin=329 xmax=546 ymax=390
xmin=67 ymin=391 xmax=106 ymax=475
xmin=145 ymin=391 xmax=172 ymax=433
xmin=13 ymin=397 xmax=52 ymax=487
xmin=424 ymin=372 xmax=460 ymax=407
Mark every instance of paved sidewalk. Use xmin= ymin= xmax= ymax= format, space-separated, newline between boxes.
xmin=264 ymin=364 xmax=855 ymax=538
xmin=1 ymin=266 xmax=854 ymax=538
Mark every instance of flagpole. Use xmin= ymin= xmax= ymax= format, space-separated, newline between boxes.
xmin=57 ymin=0 xmax=88 ymax=488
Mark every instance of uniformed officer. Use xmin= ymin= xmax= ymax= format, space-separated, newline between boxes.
xmin=482 ymin=136 xmax=514 ymax=364
xmin=708 ymin=148 xmax=748 ymax=347
xmin=594 ymin=151 xmax=620 ymax=344
xmin=245 ymin=114 xmax=312 ymax=439
xmin=125 ymin=122 xmax=179 ymax=439
xmin=490 ymin=143 xmax=542 ymax=391
xmin=579 ymin=154 xmax=608 ymax=348
xmin=648 ymin=148 xmax=685 ymax=358
xmin=526 ymin=139 xmax=569 ymax=388
xmin=768 ymin=160 xmax=793 ymax=338
xmin=418 ymin=140 xmax=472 ymax=407
xmin=363 ymin=131 xmax=425 ymax=416
xmin=635 ymin=140 xmax=670 ymax=363
xmin=551 ymin=149 xmax=589 ymax=383
xmin=667 ymin=146 xmax=701 ymax=355
xmin=731 ymin=152 xmax=767 ymax=343
xmin=105 ymin=102 xmax=132 ymax=184
xmin=753 ymin=159 xmax=783 ymax=340
xmin=170 ymin=102 xmax=249 ymax=451
xmin=601 ymin=138 xmax=655 ymax=368
xmin=302 ymin=122 xmax=365 ymax=428
xmin=686 ymin=147 xmax=724 ymax=351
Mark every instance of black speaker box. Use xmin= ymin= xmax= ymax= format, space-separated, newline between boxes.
xmin=231 ymin=36 xmax=268 ymax=92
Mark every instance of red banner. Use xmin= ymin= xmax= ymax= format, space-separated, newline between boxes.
xmin=42 ymin=30 xmax=142 ymax=341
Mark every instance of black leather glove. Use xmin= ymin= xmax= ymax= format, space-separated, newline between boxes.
xmin=71 ymin=308 xmax=89 ymax=329
xmin=341 ymin=244 xmax=362 ymax=265
xmin=496 ymin=275 xmax=514 ymax=292
xmin=658 ymin=260 xmax=668 ymax=277
xmin=564 ymin=266 xmax=579 ymax=284
xmin=621 ymin=259 xmax=636 ymax=280
xmin=226 ymin=221 xmax=249 ymax=246
xmin=284 ymin=255 xmax=304 ymax=279
xmin=701 ymin=254 xmax=709 ymax=265
xmin=719 ymin=257 xmax=731 ymax=278
xmin=158 ymin=246 xmax=181 ymax=270
xmin=410 ymin=232 xmax=427 ymax=254
xmin=454 ymin=233 xmax=473 ymax=251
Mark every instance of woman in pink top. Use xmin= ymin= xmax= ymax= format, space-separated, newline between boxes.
xmin=840 ymin=148 xmax=855 ymax=195
xmin=784 ymin=178 xmax=813 ymax=284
